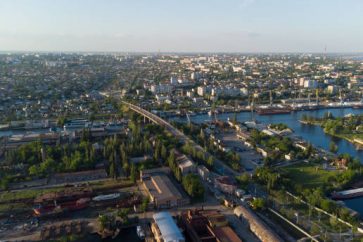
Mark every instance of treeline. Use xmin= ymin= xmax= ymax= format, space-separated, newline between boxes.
xmin=4 ymin=130 xmax=99 ymax=178
xmin=302 ymin=113 xmax=363 ymax=136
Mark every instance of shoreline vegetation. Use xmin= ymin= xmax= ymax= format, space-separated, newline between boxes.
xmin=299 ymin=112 xmax=363 ymax=148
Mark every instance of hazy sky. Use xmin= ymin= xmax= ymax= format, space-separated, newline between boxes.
xmin=0 ymin=0 xmax=362 ymax=52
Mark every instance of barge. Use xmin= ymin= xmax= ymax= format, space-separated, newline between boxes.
xmin=331 ymin=187 xmax=363 ymax=200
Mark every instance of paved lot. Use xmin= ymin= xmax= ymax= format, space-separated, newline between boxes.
xmin=217 ymin=130 xmax=263 ymax=173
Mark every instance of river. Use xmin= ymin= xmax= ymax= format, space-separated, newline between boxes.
xmin=171 ymin=107 xmax=363 ymax=215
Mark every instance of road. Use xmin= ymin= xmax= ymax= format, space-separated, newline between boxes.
xmin=123 ymin=101 xmax=239 ymax=176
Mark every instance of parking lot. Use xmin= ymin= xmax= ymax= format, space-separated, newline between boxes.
xmin=216 ymin=130 xmax=263 ymax=173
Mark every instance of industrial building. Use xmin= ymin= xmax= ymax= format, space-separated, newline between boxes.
xmin=176 ymin=153 xmax=196 ymax=174
xmin=214 ymin=176 xmax=237 ymax=194
xmin=181 ymin=209 xmax=242 ymax=242
xmin=141 ymin=167 xmax=190 ymax=209
xmin=151 ymin=212 xmax=185 ymax=242
xmin=234 ymin=205 xmax=282 ymax=242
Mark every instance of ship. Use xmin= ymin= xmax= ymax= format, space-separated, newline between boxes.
xmin=331 ymin=187 xmax=363 ymax=200
xmin=33 ymin=188 xmax=93 ymax=217
xmin=33 ymin=198 xmax=90 ymax=217
xmin=256 ymin=107 xmax=291 ymax=115
xmin=352 ymin=104 xmax=363 ymax=109
xmin=92 ymin=193 xmax=121 ymax=202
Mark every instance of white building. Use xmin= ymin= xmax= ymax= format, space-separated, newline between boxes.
xmin=170 ymin=76 xmax=178 ymax=85
xmin=197 ymin=86 xmax=206 ymax=96
xmin=152 ymin=212 xmax=185 ymax=242
xmin=150 ymin=84 xmax=173 ymax=94
xmin=303 ymin=80 xmax=318 ymax=89
xmin=327 ymin=85 xmax=338 ymax=94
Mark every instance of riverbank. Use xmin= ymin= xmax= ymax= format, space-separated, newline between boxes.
xmin=299 ymin=119 xmax=363 ymax=149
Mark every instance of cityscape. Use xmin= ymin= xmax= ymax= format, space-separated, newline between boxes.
xmin=1 ymin=1 xmax=363 ymax=242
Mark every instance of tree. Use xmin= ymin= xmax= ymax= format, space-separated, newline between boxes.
xmin=236 ymin=173 xmax=250 ymax=188
xmin=39 ymin=157 xmax=56 ymax=176
xmin=167 ymin=152 xmax=176 ymax=169
xmin=251 ymin=198 xmax=266 ymax=210
xmin=130 ymin=163 xmax=137 ymax=183
xmin=57 ymin=116 xmax=67 ymax=127
xmin=329 ymin=142 xmax=338 ymax=153
xmin=160 ymin=145 xmax=167 ymax=160
xmin=207 ymin=156 xmax=214 ymax=167
xmin=140 ymin=198 xmax=149 ymax=212
xmin=29 ymin=164 xmax=40 ymax=176
xmin=182 ymin=174 xmax=205 ymax=198
xmin=98 ymin=214 xmax=115 ymax=231
xmin=109 ymin=161 xmax=116 ymax=179
xmin=117 ymin=208 xmax=131 ymax=225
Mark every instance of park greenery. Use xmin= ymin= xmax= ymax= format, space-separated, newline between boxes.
xmin=254 ymin=159 xmax=363 ymax=228
xmin=249 ymin=129 xmax=312 ymax=165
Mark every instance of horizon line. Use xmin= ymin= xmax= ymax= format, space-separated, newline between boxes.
xmin=1 ymin=50 xmax=363 ymax=56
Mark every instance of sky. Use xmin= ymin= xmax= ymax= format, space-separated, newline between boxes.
xmin=0 ymin=0 xmax=362 ymax=53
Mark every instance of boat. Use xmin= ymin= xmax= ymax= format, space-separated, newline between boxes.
xmin=92 ymin=193 xmax=121 ymax=202
xmin=256 ymin=107 xmax=291 ymax=115
xmin=33 ymin=198 xmax=89 ymax=217
xmin=136 ymin=225 xmax=145 ymax=239
xmin=331 ymin=187 xmax=363 ymax=200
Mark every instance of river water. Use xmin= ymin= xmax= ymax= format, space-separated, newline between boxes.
xmin=171 ymin=107 xmax=363 ymax=215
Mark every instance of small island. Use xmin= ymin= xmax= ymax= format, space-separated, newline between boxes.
xmin=300 ymin=112 xmax=363 ymax=147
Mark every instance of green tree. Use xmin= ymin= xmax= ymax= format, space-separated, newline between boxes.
xmin=251 ymin=197 xmax=266 ymax=210
xmin=207 ymin=156 xmax=214 ymax=167
xmin=329 ymin=142 xmax=338 ymax=153
xmin=130 ymin=163 xmax=137 ymax=183
xmin=182 ymin=174 xmax=205 ymax=198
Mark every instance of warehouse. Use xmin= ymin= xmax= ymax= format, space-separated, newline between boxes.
xmin=152 ymin=212 xmax=185 ymax=242
xmin=234 ymin=205 xmax=282 ymax=242
xmin=141 ymin=167 xmax=190 ymax=209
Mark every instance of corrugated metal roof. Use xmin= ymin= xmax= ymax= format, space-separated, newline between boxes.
xmin=153 ymin=212 xmax=185 ymax=242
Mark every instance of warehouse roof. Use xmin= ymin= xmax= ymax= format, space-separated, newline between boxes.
xmin=153 ymin=212 xmax=185 ymax=242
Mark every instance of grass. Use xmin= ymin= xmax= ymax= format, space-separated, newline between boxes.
xmin=280 ymin=163 xmax=340 ymax=189
xmin=0 ymin=179 xmax=134 ymax=203
xmin=0 ymin=187 xmax=63 ymax=203
xmin=0 ymin=203 xmax=30 ymax=216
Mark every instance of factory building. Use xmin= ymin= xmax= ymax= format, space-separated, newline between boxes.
xmin=234 ymin=205 xmax=282 ymax=242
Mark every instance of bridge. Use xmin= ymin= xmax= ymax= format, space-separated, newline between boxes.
xmin=122 ymin=101 xmax=239 ymax=176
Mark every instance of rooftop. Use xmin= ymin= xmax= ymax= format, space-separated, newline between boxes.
xmin=144 ymin=173 xmax=183 ymax=202
xmin=153 ymin=212 xmax=185 ymax=242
